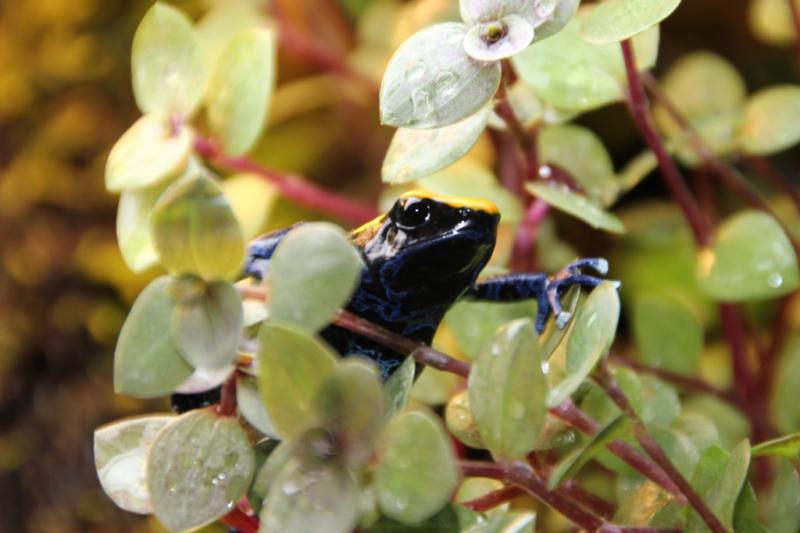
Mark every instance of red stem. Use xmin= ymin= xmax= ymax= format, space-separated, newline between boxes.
xmin=461 ymin=485 xmax=525 ymax=512
xmin=719 ymin=304 xmax=755 ymax=402
xmin=511 ymin=199 xmax=550 ymax=272
xmin=219 ymin=508 xmax=259 ymax=533
xmin=216 ymin=372 xmax=238 ymax=417
xmin=194 ymin=136 xmax=378 ymax=225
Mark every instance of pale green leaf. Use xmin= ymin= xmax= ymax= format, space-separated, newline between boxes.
xmin=753 ymin=433 xmax=800 ymax=459
xmin=463 ymin=15 xmax=534 ymax=62
xmin=764 ymin=459 xmax=800 ymax=533
xmin=221 ymin=174 xmax=278 ymax=240
xmin=581 ymin=0 xmax=682 ymax=44
xmin=196 ymin=0 xmax=266 ymax=70
xmin=116 ymin=184 xmax=166 ymax=273
xmin=526 ymin=182 xmax=626 ymax=234
xmin=383 ymin=356 xmax=416 ymax=421
xmin=633 ymin=294 xmax=703 ymax=374
xmin=444 ymin=300 xmax=537 ymax=360
xmin=236 ymin=375 xmax=278 ymax=438
xmin=446 ymin=390 xmax=485 ymax=449
xmin=740 ymin=85 xmax=800 ymax=155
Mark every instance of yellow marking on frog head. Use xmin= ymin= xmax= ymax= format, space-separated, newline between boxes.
xmin=351 ymin=214 xmax=386 ymax=246
xmin=399 ymin=189 xmax=499 ymax=215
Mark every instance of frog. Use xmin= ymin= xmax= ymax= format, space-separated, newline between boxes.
xmin=246 ymin=189 xmax=611 ymax=379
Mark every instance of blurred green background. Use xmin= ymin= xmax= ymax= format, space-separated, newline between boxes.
xmin=0 ymin=0 xmax=797 ymax=531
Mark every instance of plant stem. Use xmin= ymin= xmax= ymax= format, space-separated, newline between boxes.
xmin=461 ymin=485 xmax=525 ymax=512
xmin=595 ymin=365 xmax=728 ymax=533
xmin=194 ymin=136 xmax=378 ymax=225
xmin=511 ymin=199 xmax=550 ymax=272
xmin=719 ymin=304 xmax=755 ymax=402
xmin=219 ymin=508 xmax=259 ymax=533
xmin=620 ymin=40 xmax=711 ymax=246
xmin=216 ymin=372 xmax=238 ymax=417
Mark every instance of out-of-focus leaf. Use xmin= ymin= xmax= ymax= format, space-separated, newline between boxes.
xmin=468 ymin=319 xmax=547 ymax=459
xmin=633 ymin=294 xmax=703 ymax=374
xmin=261 ymin=457 xmax=359 ymax=533
xmin=446 ymin=390 xmax=485 ymax=449
xmin=114 ymin=277 xmax=193 ymax=398
xmin=697 ymin=211 xmax=799 ymax=301
xmin=174 ymin=366 xmax=233 ymax=394
xmin=116 ymin=184 xmax=166 ymax=272
xmin=366 ymin=504 xmax=462 ymax=533
xmin=764 ymin=459 xmax=800 ymax=533
xmin=653 ymin=429 xmax=700 ymax=479
xmin=268 ymin=223 xmax=363 ymax=331
xmin=152 ymin=173 xmax=245 ymax=280
xmin=535 ymin=0 xmax=580 ymax=42
xmin=683 ymin=396 xmax=750 ymax=451
xmin=673 ymin=413 xmax=720 ymax=452
xmin=752 ymin=432 xmax=800 ymax=459
xmin=196 ymin=0 xmax=265 ymax=70
xmin=94 ymin=415 xmax=174 ymax=514
xmin=105 ymin=114 xmax=192 ymax=192
xmin=463 ymin=15 xmax=534 ymax=62
xmin=257 ymin=322 xmax=338 ymax=439
xmin=147 ymin=410 xmax=255 ymax=532
xmin=581 ymin=0 xmax=682 ymax=44
xmin=740 ymin=85 xmax=800 ymax=155
xmin=171 ymin=278 xmax=242 ymax=370
xmin=383 ymin=356 xmax=416 ymax=421
xmin=251 ymin=440 xmax=294 ymax=505
xmin=375 ymin=410 xmax=458 ymax=524
xmin=749 ymin=0 xmax=798 ymax=47
xmin=773 ymin=332 xmax=800 ymax=433
xmin=380 ymin=22 xmax=501 ymax=128
xmin=221 ymin=174 xmax=278 ymax=240
xmin=206 ymin=29 xmax=275 ymax=155
xmin=526 ymin=182 xmax=625 ymax=234
xmin=383 ymin=104 xmax=491 ymax=183
xmin=615 ymin=478 xmax=673 ymax=527
xmin=315 ymin=360 xmax=384 ymax=468
xmin=131 ymin=3 xmax=206 ymax=117
xmin=236 ymin=375 xmax=278 ymax=438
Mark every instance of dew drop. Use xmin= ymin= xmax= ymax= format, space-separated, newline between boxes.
xmin=433 ymin=71 xmax=461 ymax=101
xmin=539 ymin=165 xmax=552 ymax=178
xmin=405 ymin=61 xmax=428 ymax=84
xmin=411 ymin=88 xmax=434 ymax=118
xmin=769 ymin=273 xmax=784 ymax=288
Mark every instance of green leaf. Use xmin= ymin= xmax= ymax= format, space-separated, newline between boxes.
xmin=147 ymin=410 xmax=255 ymax=532
xmin=581 ymin=0 xmax=682 ymax=44
xmin=171 ymin=278 xmax=242 ymax=369
xmin=548 ymin=414 xmax=629 ymax=489
xmin=538 ymin=124 xmax=618 ymax=206
xmin=257 ymin=322 xmax=339 ymax=439
xmin=366 ymin=505 xmax=462 ymax=533
xmin=383 ymin=356 xmax=416 ymax=421
xmin=526 ymin=182 xmax=625 ymax=234
xmin=151 ymin=173 xmax=245 ymax=280
xmin=463 ymin=15 xmax=534 ymax=62
xmin=380 ymin=22 xmax=501 ymax=128
xmin=261 ymin=457 xmax=359 ymax=533
xmin=446 ymin=390 xmax=485 ymax=449
xmin=375 ymin=409 xmax=458 ymax=524
xmin=315 ymin=360 xmax=384 ymax=468
xmin=236 ymin=375 xmax=278 ymax=438
xmin=752 ymin=432 xmax=800 ymax=459
xmin=444 ymin=300 xmax=537 ymax=360
xmin=220 ymin=174 xmax=278 ymax=240
xmin=251 ymin=440 xmax=295 ymax=506
xmin=748 ymin=0 xmax=798 ymax=47
xmin=764 ymin=459 xmax=800 ymax=533
xmin=131 ymin=3 xmax=206 ymax=117
xmin=268 ymin=223 xmax=363 ymax=331
xmin=773 ymin=333 xmax=800 ymax=433
xmin=697 ymin=211 xmax=799 ymax=301
xmin=653 ymin=429 xmax=700 ymax=479
xmin=105 ymin=114 xmax=192 ymax=192
xmin=734 ymin=483 xmax=769 ymax=533
xmin=116 ymin=184 xmax=166 ymax=272
xmin=513 ymin=10 xmax=659 ymax=113
xmin=468 ymin=319 xmax=547 ymax=459
xmin=94 ymin=415 xmax=174 ymax=514
xmin=196 ymin=0 xmax=265 ymax=71
xmin=114 ymin=277 xmax=193 ymax=398
xmin=633 ymin=294 xmax=703 ymax=374
xmin=206 ymin=29 xmax=276 ymax=155
xmin=548 ymin=282 xmax=621 ymax=406
xmin=740 ymin=85 xmax=800 ymax=155
xmin=383 ymin=104 xmax=491 ymax=184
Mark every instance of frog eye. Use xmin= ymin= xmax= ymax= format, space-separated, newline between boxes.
xmin=396 ymin=198 xmax=431 ymax=228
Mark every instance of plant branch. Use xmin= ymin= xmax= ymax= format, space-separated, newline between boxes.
xmin=719 ymin=303 xmax=756 ymax=402
xmin=595 ymin=365 xmax=727 ymax=533
xmin=216 ymin=371 xmax=238 ymax=417
xmin=511 ymin=199 xmax=550 ymax=272
xmin=460 ymin=485 xmax=525 ymax=512
xmin=194 ymin=136 xmax=378 ymax=225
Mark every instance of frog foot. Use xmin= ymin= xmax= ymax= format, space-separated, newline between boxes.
xmin=535 ymin=258 xmax=618 ymax=332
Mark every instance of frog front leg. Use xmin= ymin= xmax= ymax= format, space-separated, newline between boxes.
xmin=464 ymin=258 xmax=612 ymax=332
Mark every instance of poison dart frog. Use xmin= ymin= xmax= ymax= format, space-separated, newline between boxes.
xmin=246 ymin=190 xmax=610 ymax=379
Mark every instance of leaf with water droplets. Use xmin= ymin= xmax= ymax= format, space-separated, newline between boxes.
xmin=697 ymin=211 xmax=799 ymax=301
xmin=463 ymin=15 xmax=534 ymax=62
xmin=146 ymin=410 xmax=255 ymax=532
xmin=383 ymin=356 xmax=416 ymax=421
xmin=257 ymin=322 xmax=339 ymax=439
xmin=468 ymin=319 xmax=547 ymax=460
xmin=547 ymin=282 xmax=620 ymax=406
xmin=268 ymin=223 xmax=363 ymax=331
xmin=375 ymin=409 xmax=458 ymax=524
xmin=446 ymin=390 xmax=485 ymax=449
xmin=460 ymin=0 xmax=557 ymax=28
xmin=581 ymin=0 xmax=682 ymax=44
xmin=740 ymin=85 xmax=800 ymax=156
xmin=380 ymin=22 xmax=501 ymax=128
xmin=94 ymin=415 xmax=175 ymax=514
xmin=526 ymin=182 xmax=625 ymax=234
xmin=261 ymin=457 xmax=359 ymax=533
xmin=131 ymin=3 xmax=206 ymax=117
xmin=383 ymin=104 xmax=492 ymax=184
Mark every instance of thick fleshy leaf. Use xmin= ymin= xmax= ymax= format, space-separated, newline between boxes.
xmin=446 ymin=390 xmax=485 ymax=449
xmin=445 ymin=300 xmax=537 ymax=360
xmin=534 ymin=0 xmax=580 ymax=42
xmin=366 ymin=505 xmax=462 ymax=532
xmin=114 ymin=277 xmax=193 ymax=398
xmin=752 ymin=433 xmax=800 ymax=460
xmin=257 ymin=322 xmax=339 ymax=439
xmin=468 ymin=319 xmax=547 ymax=459
xmin=740 ymin=85 xmax=800 ymax=155
xmin=236 ymin=375 xmax=278 ymax=438
xmin=383 ymin=356 xmax=416 ymax=421
xmin=151 ymin=173 xmax=245 ymax=280
xmin=116 ymin=184 xmax=166 ymax=272
xmin=548 ymin=282 xmax=620 ymax=406
xmin=261 ymin=457 xmax=359 ymax=533
xmin=105 ymin=114 xmax=192 ymax=192
xmin=463 ymin=15 xmax=534 ymax=62
xmin=221 ymin=174 xmax=278 ymax=240
xmin=94 ymin=415 xmax=174 ymax=514
xmin=268 ymin=223 xmax=363 ymax=331
xmin=460 ymin=0 xmax=557 ymax=28
xmin=206 ymin=29 xmax=275 ymax=155
xmin=147 ymin=410 xmax=255 ymax=532
xmin=131 ymin=3 xmax=206 ymax=117
xmin=375 ymin=410 xmax=458 ymax=524
xmin=581 ymin=0 xmax=682 ymax=44
xmin=380 ymin=22 xmax=502 ymax=128
xmin=171 ymin=279 xmax=242 ymax=369
xmin=764 ymin=460 xmax=800 ymax=533
xmin=383 ymin=105 xmax=492 ymax=184
xmin=174 ymin=366 xmax=233 ymax=394
xmin=315 ymin=360 xmax=384 ymax=468
xmin=196 ymin=0 xmax=266 ymax=70
xmin=697 ymin=211 xmax=799 ymax=301
xmin=548 ymin=414 xmax=629 ymax=489
xmin=633 ymin=294 xmax=703 ymax=374
xmin=526 ymin=182 xmax=626 ymax=234
xmin=513 ymin=10 xmax=659 ymax=112
xmin=538 ymin=124 xmax=618 ymax=206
